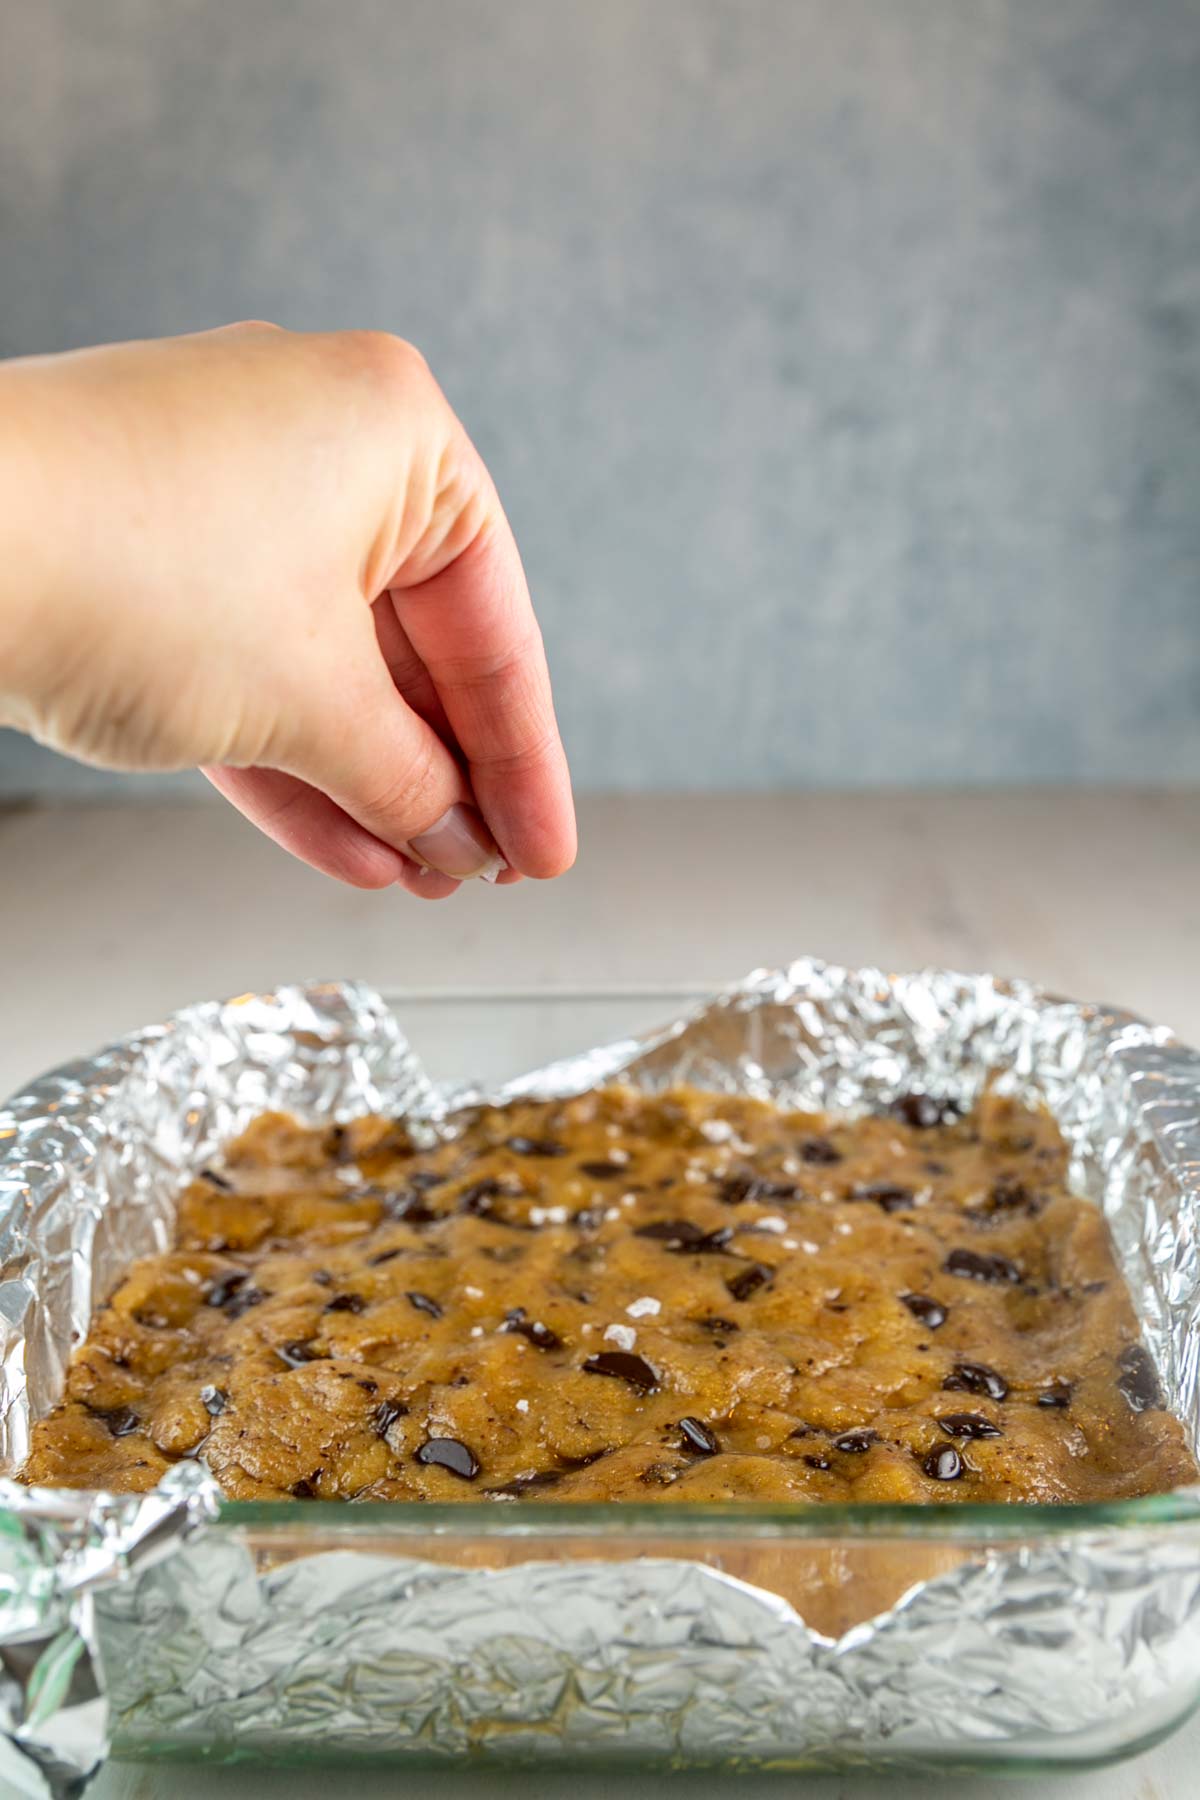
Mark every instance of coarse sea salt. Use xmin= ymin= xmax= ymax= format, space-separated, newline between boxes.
xmin=515 ymin=1399 xmax=529 ymax=1413
xmin=603 ymin=1323 xmax=637 ymax=1351
xmin=626 ymin=1296 xmax=661 ymax=1318
xmin=463 ymin=1285 xmax=483 ymax=1299
xmin=755 ymin=1216 xmax=788 ymax=1233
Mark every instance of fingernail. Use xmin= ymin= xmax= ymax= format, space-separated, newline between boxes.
xmin=409 ymin=805 xmax=507 ymax=880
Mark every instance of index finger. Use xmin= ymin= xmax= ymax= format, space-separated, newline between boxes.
xmin=387 ymin=509 xmax=576 ymax=880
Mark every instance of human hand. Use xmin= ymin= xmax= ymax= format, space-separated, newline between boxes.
xmin=0 ymin=324 xmax=575 ymax=898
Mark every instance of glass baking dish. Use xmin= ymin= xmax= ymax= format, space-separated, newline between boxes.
xmin=83 ymin=986 xmax=1200 ymax=1778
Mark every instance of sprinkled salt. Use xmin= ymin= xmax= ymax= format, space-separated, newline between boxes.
xmin=463 ymin=1285 xmax=483 ymax=1299
xmin=835 ymin=1220 xmax=853 ymax=1236
xmin=515 ymin=1399 xmax=529 ymax=1413
xmin=469 ymin=1326 xmax=483 ymax=1337
xmin=700 ymin=1119 xmax=734 ymax=1143
xmin=626 ymin=1296 xmax=661 ymax=1318
xmin=603 ymin=1323 xmax=637 ymax=1351
xmin=755 ymin=1435 xmax=771 ymax=1449
xmin=683 ymin=1166 xmax=707 ymax=1185
xmin=604 ymin=1206 xmax=621 ymax=1222
xmin=529 ymin=1203 xmax=570 ymax=1226
xmin=336 ymin=1165 xmax=364 ymax=1185
xmin=780 ymin=1156 xmax=801 ymax=1176
xmin=755 ymin=1216 xmax=787 ymax=1234
xmin=607 ymin=1147 xmax=630 ymax=1164
xmin=581 ymin=1323 xmax=594 ymax=1336
xmin=620 ymin=1193 xmax=636 ymax=1207
xmin=801 ymin=1240 xmax=820 ymax=1254
xmin=782 ymin=1238 xmax=798 ymax=1249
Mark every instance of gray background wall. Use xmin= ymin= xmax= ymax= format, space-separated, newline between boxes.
xmin=1 ymin=0 xmax=1198 ymax=794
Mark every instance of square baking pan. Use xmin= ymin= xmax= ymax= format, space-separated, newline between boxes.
xmin=2 ymin=971 xmax=1200 ymax=1794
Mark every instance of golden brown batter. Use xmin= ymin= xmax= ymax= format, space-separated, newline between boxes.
xmin=21 ymin=1085 xmax=1197 ymax=1504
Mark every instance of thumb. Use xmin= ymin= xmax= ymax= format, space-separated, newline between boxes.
xmin=282 ymin=657 xmax=507 ymax=882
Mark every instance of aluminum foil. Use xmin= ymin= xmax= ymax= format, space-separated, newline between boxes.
xmin=1 ymin=962 xmax=1200 ymax=1794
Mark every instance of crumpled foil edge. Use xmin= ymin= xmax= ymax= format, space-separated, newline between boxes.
xmin=1 ymin=961 xmax=1200 ymax=1793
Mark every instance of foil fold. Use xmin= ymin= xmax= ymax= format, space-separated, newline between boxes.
xmin=1 ymin=962 xmax=1200 ymax=1791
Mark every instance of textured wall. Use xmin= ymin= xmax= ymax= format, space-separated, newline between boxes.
xmin=1 ymin=1 xmax=1198 ymax=793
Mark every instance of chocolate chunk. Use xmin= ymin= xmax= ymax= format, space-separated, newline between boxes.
xmin=944 ymin=1247 xmax=1022 ymax=1285
xmin=922 ymin=1444 xmax=964 ymax=1480
xmin=290 ymin=1476 xmax=320 ymax=1498
xmin=832 ymin=1429 xmax=878 ymax=1453
xmin=89 ymin=1404 xmax=140 ymax=1438
xmin=695 ymin=1315 xmax=740 ymax=1336
xmin=408 ymin=1170 xmax=446 ymax=1192
xmin=276 ymin=1340 xmax=322 ymax=1367
xmin=199 ymin=1384 xmax=227 ymax=1416
xmin=1117 ymin=1344 xmax=1162 ymax=1413
xmin=893 ymin=1093 xmax=959 ymax=1129
xmin=803 ymin=1453 xmax=832 ymax=1471
xmin=557 ymin=1446 xmax=611 ymax=1469
xmin=943 ymin=1360 xmax=1009 ymax=1402
xmin=484 ymin=1468 xmax=565 ymax=1498
xmin=368 ymin=1247 xmax=404 ymax=1266
xmin=458 ymin=1179 xmax=505 ymax=1215
xmin=405 ymin=1291 xmax=443 ymax=1320
xmin=582 ymin=1350 xmax=660 ymax=1392
xmin=199 ymin=1167 xmax=234 ymax=1192
xmin=937 ymin=1413 xmax=1002 ymax=1439
xmin=635 ymin=1219 xmax=734 ymax=1254
xmin=901 ymin=1292 xmax=948 ymax=1329
xmin=131 ymin=1307 xmax=169 ymax=1330
xmin=855 ymin=1181 xmax=915 ymax=1213
xmin=725 ymin=1262 xmax=773 ymax=1302
xmin=372 ymin=1398 xmax=408 ymax=1436
xmin=415 ymin=1437 xmax=480 ymax=1480
xmin=990 ymin=1176 xmax=1030 ymax=1212
xmin=799 ymin=1136 xmax=842 ymax=1165
xmin=311 ymin=1270 xmax=334 ymax=1287
xmin=224 ymin=1284 xmax=266 ymax=1319
xmin=578 ymin=1160 xmax=628 ymax=1179
xmin=205 ymin=1271 xmax=248 ymax=1309
xmin=678 ymin=1416 xmax=720 ymax=1455
xmin=571 ymin=1206 xmax=605 ymax=1231
xmin=1037 ymin=1381 xmax=1073 ymax=1409
xmin=502 ymin=1309 xmax=561 ymax=1350
xmin=325 ymin=1293 xmax=365 ymax=1314
xmin=506 ymin=1136 xmax=567 ymax=1157
xmin=718 ymin=1174 xmax=801 ymax=1207
xmin=356 ymin=1378 xmax=378 ymax=1394
xmin=326 ymin=1124 xmax=350 ymax=1163
xmin=385 ymin=1190 xmax=438 ymax=1225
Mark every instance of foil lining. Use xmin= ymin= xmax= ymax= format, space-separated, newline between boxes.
xmin=1 ymin=962 xmax=1200 ymax=1794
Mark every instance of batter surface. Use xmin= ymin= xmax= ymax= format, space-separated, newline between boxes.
xmin=21 ymin=1085 xmax=1197 ymax=1503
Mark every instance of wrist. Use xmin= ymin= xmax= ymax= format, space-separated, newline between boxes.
xmin=0 ymin=358 xmax=85 ymax=731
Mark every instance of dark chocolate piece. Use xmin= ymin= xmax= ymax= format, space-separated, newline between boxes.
xmin=275 ymin=1340 xmax=322 ymax=1367
xmin=901 ymin=1293 xmax=948 ymax=1329
xmin=944 ymin=1247 xmax=1022 ymax=1285
xmin=678 ymin=1416 xmax=720 ymax=1455
xmin=855 ymin=1181 xmax=915 ymax=1213
xmin=325 ymin=1293 xmax=365 ymax=1314
xmin=582 ymin=1350 xmax=660 ymax=1393
xmin=832 ymin=1429 xmax=878 ymax=1453
xmin=943 ymin=1360 xmax=1009 ymax=1402
xmin=937 ymin=1412 xmax=1002 ymax=1439
xmin=372 ymin=1398 xmax=408 ymax=1436
xmin=578 ymin=1160 xmax=628 ymax=1179
xmin=89 ymin=1404 xmax=140 ymax=1438
xmin=501 ymin=1308 xmax=561 ymax=1350
xmin=1037 ymin=1381 xmax=1073 ymax=1409
xmin=199 ymin=1167 xmax=234 ymax=1192
xmin=725 ymin=1261 xmax=773 ymax=1302
xmin=506 ymin=1136 xmax=567 ymax=1157
xmin=415 ymin=1437 xmax=480 ymax=1480
xmin=799 ymin=1136 xmax=842 ymax=1164
xmin=893 ymin=1093 xmax=959 ymax=1129
xmin=922 ymin=1443 xmax=964 ymax=1480
xmin=405 ymin=1291 xmax=443 ymax=1320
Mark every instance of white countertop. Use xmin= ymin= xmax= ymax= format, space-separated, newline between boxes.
xmin=3 ymin=788 xmax=1197 ymax=1800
